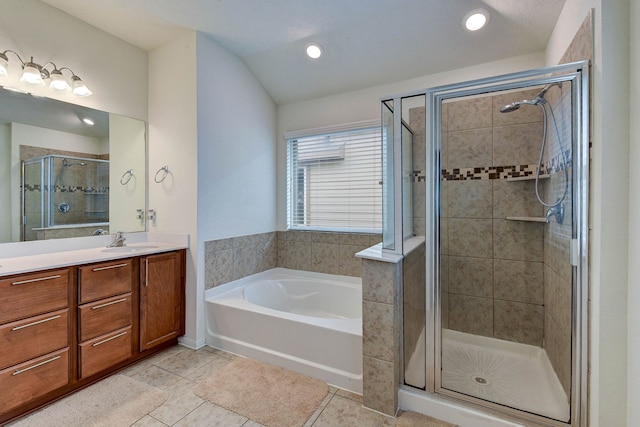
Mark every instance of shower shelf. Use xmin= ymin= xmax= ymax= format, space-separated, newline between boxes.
xmin=506 ymin=216 xmax=547 ymax=223
xmin=506 ymin=174 xmax=550 ymax=182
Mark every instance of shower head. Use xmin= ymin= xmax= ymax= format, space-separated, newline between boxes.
xmin=499 ymin=82 xmax=563 ymax=114
xmin=499 ymin=98 xmax=540 ymax=113
xmin=499 ymin=102 xmax=522 ymax=113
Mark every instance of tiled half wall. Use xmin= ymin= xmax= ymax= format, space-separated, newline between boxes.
xmin=204 ymin=230 xmax=382 ymax=289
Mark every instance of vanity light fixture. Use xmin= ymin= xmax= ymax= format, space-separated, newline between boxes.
xmin=463 ymin=8 xmax=490 ymax=31
xmin=305 ymin=43 xmax=323 ymax=59
xmin=0 ymin=49 xmax=92 ymax=97
xmin=82 ymin=117 xmax=95 ymax=126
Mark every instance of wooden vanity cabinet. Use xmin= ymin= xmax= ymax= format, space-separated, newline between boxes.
xmin=0 ymin=250 xmax=185 ymax=424
xmin=140 ymin=251 xmax=185 ymax=351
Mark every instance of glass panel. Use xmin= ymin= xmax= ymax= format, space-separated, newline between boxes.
xmin=401 ymin=123 xmax=413 ymax=240
xmin=21 ymin=159 xmax=44 ymax=241
xmin=382 ymin=101 xmax=395 ymax=250
xmin=439 ymin=81 xmax=574 ymax=422
xmin=402 ymin=94 xmax=427 ymax=388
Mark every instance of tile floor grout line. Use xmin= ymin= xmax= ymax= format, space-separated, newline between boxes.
xmin=308 ymin=391 xmax=338 ymax=426
xmin=165 ymin=400 xmax=207 ymax=427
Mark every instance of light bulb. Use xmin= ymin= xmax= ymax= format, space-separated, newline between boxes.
xmin=0 ymin=54 xmax=8 ymax=77
xmin=20 ymin=63 xmax=45 ymax=87
xmin=306 ymin=43 xmax=322 ymax=59
xmin=49 ymin=70 xmax=71 ymax=92
xmin=464 ymin=9 xmax=490 ymax=31
xmin=71 ymin=75 xmax=92 ymax=97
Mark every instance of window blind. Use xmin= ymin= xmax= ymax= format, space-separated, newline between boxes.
xmin=287 ymin=126 xmax=382 ymax=233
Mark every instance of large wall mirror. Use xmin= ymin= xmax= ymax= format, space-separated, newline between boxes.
xmin=0 ymin=87 xmax=146 ymax=243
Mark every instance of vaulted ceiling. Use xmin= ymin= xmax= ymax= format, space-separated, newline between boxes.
xmin=41 ymin=0 xmax=566 ymax=105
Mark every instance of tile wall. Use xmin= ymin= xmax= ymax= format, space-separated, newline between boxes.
xmin=361 ymin=257 xmax=401 ymax=415
xmin=409 ymin=91 xmax=548 ymax=347
xmin=204 ymin=230 xmax=381 ymax=289
xmin=402 ymin=243 xmax=426 ymax=389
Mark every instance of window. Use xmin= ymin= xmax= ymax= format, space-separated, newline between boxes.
xmin=287 ymin=123 xmax=382 ymax=233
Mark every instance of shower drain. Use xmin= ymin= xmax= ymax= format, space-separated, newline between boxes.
xmin=472 ymin=376 xmax=491 ymax=386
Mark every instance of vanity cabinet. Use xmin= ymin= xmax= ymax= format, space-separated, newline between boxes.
xmin=0 ymin=268 xmax=72 ymax=414
xmin=0 ymin=249 xmax=186 ymax=424
xmin=140 ymin=251 xmax=185 ymax=351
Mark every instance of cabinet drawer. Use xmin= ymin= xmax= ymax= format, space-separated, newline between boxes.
xmin=0 ymin=269 xmax=69 ymax=324
xmin=78 ymin=293 xmax=132 ymax=342
xmin=0 ymin=348 xmax=69 ymax=414
xmin=0 ymin=309 xmax=69 ymax=371
xmin=79 ymin=259 xmax=133 ymax=303
xmin=79 ymin=326 xmax=132 ymax=379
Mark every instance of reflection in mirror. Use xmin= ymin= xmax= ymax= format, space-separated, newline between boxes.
xmin=0 ymin=87 xmax=146 ymax=243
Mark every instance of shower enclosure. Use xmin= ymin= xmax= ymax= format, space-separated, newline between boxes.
xmin=382 ymin=61 xmax=589 ymax=426
xmin=21 ymin=155 xmax=109 ymax=241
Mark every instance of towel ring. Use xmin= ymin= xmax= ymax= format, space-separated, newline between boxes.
xmin=120 ymin=169 xmax=134 ymax=185
xmin=154 ymin=166 xmax=169 ymax=183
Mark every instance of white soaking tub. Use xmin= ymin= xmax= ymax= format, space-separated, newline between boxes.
xmin=205 ymin=268 xmax=362 ymax=393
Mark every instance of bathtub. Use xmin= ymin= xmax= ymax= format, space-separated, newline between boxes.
xmin=205 ymin=268 xmax=363 ymax=393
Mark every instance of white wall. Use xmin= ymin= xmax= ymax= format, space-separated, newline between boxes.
xmin=194 ymin=32 xmax=276 ymax=347
xmin=108 ymin=114 xmax=146 ymax=233
xmin=276 ymin=53 xmax=544 ymax=230
xmin=0 ymin=0 xmax=147 ymax=121
xmin=195 ymin=32 xmax=277 ymax=240
xmin=148 ymin=32 xmax=277 ymax=348
xmin=547 ymin=1 xmax=631 ymax=426
xmin=627 ymin=0 xmax=640 ymax=425
xmin=148 ymin=33 xmax=199 ymax=346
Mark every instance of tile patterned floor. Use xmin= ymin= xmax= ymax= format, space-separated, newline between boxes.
xmin=118 ymin=345 xmax=400 ymax=427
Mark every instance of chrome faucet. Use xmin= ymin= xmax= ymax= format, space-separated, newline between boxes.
xmin=545 ymin=204 xmax=565 ymax=224
xmin=107 ymin=231 xmax=126 ymax=247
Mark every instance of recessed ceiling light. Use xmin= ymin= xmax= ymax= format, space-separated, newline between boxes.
xmin=463 ymin=8 xmax=490 ymax=31
xmin=305 ymin=43 xmax=323 ymax=59
xmin=82 ymin=117 xmax=95 ymax=126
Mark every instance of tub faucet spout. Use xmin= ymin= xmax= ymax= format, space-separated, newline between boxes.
xmin=108 ymin=231 xmax=126 ymax=247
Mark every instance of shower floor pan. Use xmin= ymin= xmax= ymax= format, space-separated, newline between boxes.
xmin=441 ymin=329 xmax=570 ymax=422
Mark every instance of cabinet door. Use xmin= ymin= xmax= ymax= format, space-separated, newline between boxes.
xmin=139 ymin=252 xmax=184 ymax=351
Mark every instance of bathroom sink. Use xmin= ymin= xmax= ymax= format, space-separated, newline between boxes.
xmin=101 ymin=245 xmax=159 ymax=253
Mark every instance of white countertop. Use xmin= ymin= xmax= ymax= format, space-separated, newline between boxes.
xmin=0 ymin=232 xmax=189 ymax=277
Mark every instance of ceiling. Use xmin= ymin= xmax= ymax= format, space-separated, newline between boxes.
xmin=40 ymin=0 xmax=566 ymax=105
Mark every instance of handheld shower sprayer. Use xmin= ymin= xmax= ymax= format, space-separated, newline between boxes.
xmin=498 ymin=82 xmax=568 ymax=223
xmin=498 ymin=82 xmax=562 ymax=113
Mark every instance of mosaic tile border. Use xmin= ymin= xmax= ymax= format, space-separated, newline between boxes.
xmin=438 ymin=152 xmax=572 ymax=181
xmin=23 ymin=185 xmax=109 ymax=194
xmin=442 ymin=164 xmax=539 ymax=181
xmin=52 ymin=185 xmax=109 ymax=194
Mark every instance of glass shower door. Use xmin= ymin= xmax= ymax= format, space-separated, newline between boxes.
xmin=431 ymin=65 xmax=588 ymax=426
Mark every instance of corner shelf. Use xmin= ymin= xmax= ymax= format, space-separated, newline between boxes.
xmin=506 ymin=216 xmax=547 ymax=223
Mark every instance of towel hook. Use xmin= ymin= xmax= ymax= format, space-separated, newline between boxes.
xmin=154 ymin=165 xmax=169 ymax=183
xmin=120 ymin=169 xmax=134 ymax=185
